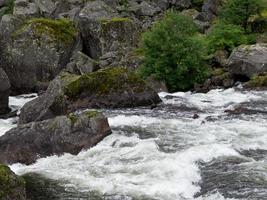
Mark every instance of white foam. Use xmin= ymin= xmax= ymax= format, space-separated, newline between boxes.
xmin=5 ymin=89 xmax=267 ymax=199
xmin=0 ymin=94 xmax=37 ymax=136
xmin=160 ymin=88 xmax=264 ymax=111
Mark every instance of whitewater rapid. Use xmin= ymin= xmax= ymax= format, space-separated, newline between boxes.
xmin=1 ymin=88 xmax=267 ymax=199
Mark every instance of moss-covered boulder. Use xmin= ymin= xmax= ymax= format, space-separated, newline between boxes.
xmin=19 ymin=67 xmax=161 ymax=124
xmin=0 ymin=111 xmax=111 ymax=165
xmin=0 ymin=17 xmax=78 ymax=93
xmin=245 ymin=73 xmax=267 ymax=88
xmin=0 ymin=165 xmax=26 ymax=200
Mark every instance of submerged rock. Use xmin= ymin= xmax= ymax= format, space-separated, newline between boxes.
xmin=0 ymin=164 xmax=26 ymax=200
xmin=228 ymin=43 xmax=267 ymax=79
xmin=0 ymin=17 xmax=78 ymax=93
xmin=19 ymin=67 xmax=161 ymax=124
xmin=0 ymin=111 xmax=111 ymax=165
xmin=0 ymin=68 xmax=11 ymax=115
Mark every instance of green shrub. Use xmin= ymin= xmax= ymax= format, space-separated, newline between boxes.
xmin=4 ymin=0 xmax=15 ymax=15
xmin=206 ymin=21 xmax=249 ymax=53
xmin=220 ymin=0 xmax=267 ymax=32
xmin=139 ymin=11 xmax=209 ymax=92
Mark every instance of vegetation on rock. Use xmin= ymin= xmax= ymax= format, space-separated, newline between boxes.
xmin=220 ymin=0 xmax=267 ymax=32
xmin=0 ymin=164 xmax=25 ymax=198
xmin=64 ymin=67 xmax=145 ymax=98
xmin=15 ymin=18 xmax=77 ymax=44
xmin=247 ymin=73 xmax=267 ymax=87
xmin=139 ymin=11 xmax=209 ymax=92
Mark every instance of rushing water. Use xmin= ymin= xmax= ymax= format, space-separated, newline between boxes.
xmin=1 ymin=88 xmax=267 ymax=200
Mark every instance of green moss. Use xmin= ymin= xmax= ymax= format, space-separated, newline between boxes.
xmin=14 ymin=18 xmax=77 ymax=44
xmin=101 ymin=17 xmax=131 ymax=25
xmin=3 ymin=0 xmax=15 ymax=15
xmin=84 ymin=110 xmax=99 ymax=119
xmin=211 ymin=68 xmax=226 ymax=76
xmin=67 ymin=113 xmax=78 ymax=125
xmin=63 ymin=67 xmax=145 ymax=98
xmin=0 ymin=165 xmax=25 ymax=198
xmin=247 ymin=73 xmax=267 ymax=87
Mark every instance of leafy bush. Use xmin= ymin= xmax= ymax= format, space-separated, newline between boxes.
xmin=139 ymin=11 xmax=209 ymax=92
xmin=4 ymin=0 xmax=15 ymax=15
xmin=220 ymin=0 xmax=267 ymax=32
xmin=206 ymin=22 xmax=249 ymax=53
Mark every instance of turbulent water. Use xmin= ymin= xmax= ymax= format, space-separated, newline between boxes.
xmin=1 ymin=88 xmax=267 ymax=200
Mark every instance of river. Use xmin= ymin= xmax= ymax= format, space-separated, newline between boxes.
xmin=1 ymin=88 xmax=267 ymax=200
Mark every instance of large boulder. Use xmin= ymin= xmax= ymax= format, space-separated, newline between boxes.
xmin=77 ymin=1 xmax=139 ymax=60
xmin=0 ymin=17 xmax=78 ymax=93
xmin=19 ymin=67 xmax=161 ymax=124
xmin=0 ymin=68 xmax=11 ymax=115
xmin=0 ymin=164 xmax=26 ymax=200
xmin=228 ymin=44 xmax=267 ymax=79
xmin=0 ymin=111 xmax=111 ymax=165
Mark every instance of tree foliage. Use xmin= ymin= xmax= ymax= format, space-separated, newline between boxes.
xmin=220 ymin=0 xmax=267 ymax=32
xmin=139 ymin=11 xmax=208 ymax=92
xmin=206 ymin=22 xmax=249 ymax=53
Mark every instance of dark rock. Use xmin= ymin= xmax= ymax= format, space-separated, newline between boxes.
xmin=0 ymin=110 xmax=18 ymax=120
xmin=19 ymin=67 xmax=161 ymax=124
xmin=192 ymin=114 xmax=200 ymax=119
xmin=0 ymin=68 xmax=11 ymax=115
xmin=228 ymin=44 xmax=267 ymax=79
xmin=77 ymin=0 xmax=117 ymax=59
xmin=194 ymin=70 xmax=234 ymax=93
xmin=0 ymin=111 xmax=111 ymax=165
xmin=0 ymin=164 xmax=26 ymax=200
xmin=66 ymin=51 xmax=99 ymax=75
xmin=0 ymin=17 xmax=78 ymax=93
xmin=196 ymin=0 xmax=223 ymax=23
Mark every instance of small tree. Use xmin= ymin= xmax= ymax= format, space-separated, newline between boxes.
xmin=220 ymin=0 xmax=266 ymax=32
xmin=139 ymin=11 xmax=208 ymax=92
xmin=207 ymin=21 xmax=249 ymax=53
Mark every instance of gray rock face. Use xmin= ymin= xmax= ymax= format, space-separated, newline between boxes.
xmin=0 ymin=111 xmax=111 ymax=165
xmin=228 ymin=44 xmax=267 ymax=78
xmin=0 ymin=164 xmax=26 ymax=200
xmin=19 ymin=67 xmax=161 ymax=124
xmin=0 ymin=68 xmax=11 ymax=115
xmin=66 ymin=51 xmax=99 ymax=75
xmin=77 ymin=0 xmax=117 ymax=59
xmin=196 ymin=0 xmax=222 ymax=23
xmin=0 ymin=16 xmax=78 ymax=93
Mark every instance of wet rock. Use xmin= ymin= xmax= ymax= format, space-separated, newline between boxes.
xmin=0 ymin=111 xmax=111 ymax=165
xmin=0 ymin=68 xmax=11 ymax=115
xmin=196 ymin=156 xmax=267 ymax=199
xmin=0 ymin=164 xmax=26 ymax=200
xmin=22 ymin=173 xmax=92 ymax=199
xmin=0 ymin=17 xmax=78 ymax=93
xmin=228 ymin=43 xmax=267 ymax=79
xmin=19 ymin=67 xmax=161 ymax=124
xmin=225 ymin=100 xmax=267 ymax=115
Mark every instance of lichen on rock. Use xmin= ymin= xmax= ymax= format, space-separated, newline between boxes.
xmin=0 ymin=165 xmax=26 ymax=200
